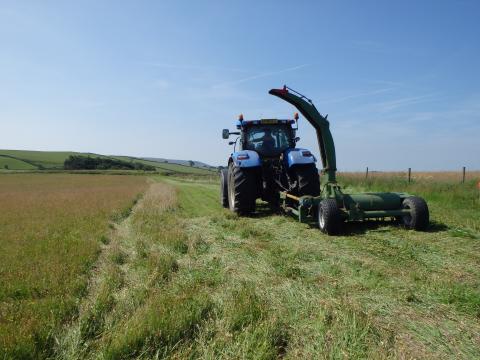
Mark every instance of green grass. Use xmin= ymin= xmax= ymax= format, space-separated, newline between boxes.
xmin=0 ymin=149 xmax=81 ymax=168
xmin=4 ymin=173 xmax=480 ymax=358
xmin=171 ymin=175 xmax=479 ymax=358
xmin=51 ymin=174 xmax=480 ymax=358
xmin=0 ymin=155 xmax=37 ymax=170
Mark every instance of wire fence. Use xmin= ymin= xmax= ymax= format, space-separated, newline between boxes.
xmin=338 ymin=167 xmax=480 ymax=184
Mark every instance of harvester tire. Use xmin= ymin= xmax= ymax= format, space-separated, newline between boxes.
xmin=291 ymin=164 xmax=320 ymax=197
xmin=318 ymin=198 xmax=342 ymax=235
xmin=228 ymin=164 xmax=257 ymax=215
xmin=401 ymin=196 xmax=429 ymax=231
xmin=220 ymin=169 xmax=229 ymax=208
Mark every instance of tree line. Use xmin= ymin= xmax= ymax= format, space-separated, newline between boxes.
xmin=64 ymin=155 xmax=156 ymax=171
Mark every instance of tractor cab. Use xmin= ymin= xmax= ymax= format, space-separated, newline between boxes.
xmin=241 ymin=120 xmax=296 ymax=157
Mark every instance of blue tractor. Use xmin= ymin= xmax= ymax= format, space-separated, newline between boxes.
xmin=220 ymin=111 xmax=320 ymax=214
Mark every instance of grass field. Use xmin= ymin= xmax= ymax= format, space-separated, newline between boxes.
xmin=0 ymin=155 xmax=37 ymax=170
xmin=0 ymin=150 xmax=80 ymax=169
xmin=1 ymin=172 xmax=479 ymax=359
xmin=0 ymin=174 xmax=148 ymax=358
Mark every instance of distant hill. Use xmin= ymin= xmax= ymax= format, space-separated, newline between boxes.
xmin=0 ymin=155 xmax=37 ymax=170
xmin=0 ymin=149 xmax=216 ymax=175
xmin=142 ymin=157 xmax=217 ymax=170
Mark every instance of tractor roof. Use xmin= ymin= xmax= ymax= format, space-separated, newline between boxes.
xmin=236 ymin=118 xmax=295 ymax=129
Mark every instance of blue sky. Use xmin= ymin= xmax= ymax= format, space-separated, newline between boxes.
xmin=0 ymin=0 xmax=479 ymax=170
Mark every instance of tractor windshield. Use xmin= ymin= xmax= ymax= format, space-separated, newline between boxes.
xmin=244 ymin=125 xmax=292 ymax=156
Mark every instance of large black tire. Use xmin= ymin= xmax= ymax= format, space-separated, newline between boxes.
xmin=318 ymin=198 xmax=342 ymax=235
xmin=228 ymin=163 xmax=257 ymax=215
xmin=291 ymin=163 xmax=320 ymax=197
xmin=401 ymin=196 xmax=429 ymax=230
xmin=220 ymin=169 xmax=229 ymax=208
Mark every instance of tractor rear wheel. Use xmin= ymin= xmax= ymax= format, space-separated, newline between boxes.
xmin=291 ymin=163 xmax=320 ymax=196
xmin=228 ymin=164 xmax=257 ymax=215
xmin=220 ymin=168 xmax=229 ymax=208
xmin=401 ymin=196 xmax=429 ymax=230
xmin=318 ymin=198 xmax=342 ymax=235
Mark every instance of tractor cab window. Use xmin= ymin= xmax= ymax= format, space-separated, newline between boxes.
xmin=244 ymin=125 xmax=291 ymax=156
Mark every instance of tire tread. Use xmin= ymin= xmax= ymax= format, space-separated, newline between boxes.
xmin=318 ymin=198 xmax=342 ymax=235
xmin=228 ymin=164 xmax=257 ymax=214
xmin=402 ymin=196 xmax=429 ymax=231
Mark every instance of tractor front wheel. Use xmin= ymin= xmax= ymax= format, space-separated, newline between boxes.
xmin=318 ymin=198 xmax=342 ymax=235
xmin=401 ymin=196 xmax=429 ymax=230
xmin=228 ymin=164 xmax=257 ymax=215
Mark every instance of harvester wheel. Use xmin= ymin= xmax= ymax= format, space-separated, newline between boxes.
xmin=318 ymin=198 xmax=342 ymax=235
xmin=401 ymin=196 xmax=429 ymax=231
xmin=228 ymin=164 xmax=257 ymax=215
xmin=220 ymin=169 xmax=229 ymax=208
xmin=291 ymin=164 xmax=320 ymax=197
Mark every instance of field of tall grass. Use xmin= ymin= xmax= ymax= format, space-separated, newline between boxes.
xmin=339 ymin=170 xmax=480 ymax=183
xmin=0 ymin=174 xmax=147 ymax=358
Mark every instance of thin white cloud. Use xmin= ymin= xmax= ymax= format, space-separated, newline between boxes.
xmin=142 ymin=62 xmax=248 ymax=73
xmin=367 ymin=80 xmax=404 ymax=87
xmin=373 ymin=94 xmax=437 ymax=112
xmin=319 ymin=87 xmax=395 ymax=104
xmin=212 ymin=64 xmax=310 ymax=88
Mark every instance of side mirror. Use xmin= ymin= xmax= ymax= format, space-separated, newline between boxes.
xmin=295 ymin=137 xmax=300 ymax=142
xmin=222 ymin=129 xmax=230 ymax=139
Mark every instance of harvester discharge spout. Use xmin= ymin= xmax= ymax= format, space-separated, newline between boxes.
xmin=269 ymin=86 xmax=337 ymax=184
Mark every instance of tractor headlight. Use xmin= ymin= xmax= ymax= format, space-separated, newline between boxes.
xmin=237 ymin=154 xmax=250 ymax=160
xmin=301 ymin=151 xmax=312 ymax=157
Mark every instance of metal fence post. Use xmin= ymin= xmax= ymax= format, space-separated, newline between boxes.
xmin=365 ymin=166 xmax=369 ymax=180
xmin=462 ymin=166 xmax=466 ymax=183
xmin=408 ymin=168 xmax=411 ymax=183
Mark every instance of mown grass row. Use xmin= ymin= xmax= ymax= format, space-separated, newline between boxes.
xmin=55 ymin=181 xmax=210 ymax=358
xmin=57 ymin=179 xmax=306 ymax=359
xmin=140 ymin=175 xmax=478 ymax=358
xmin=173 ymin=212 xmax=395 ymax=358
xmin=72 ymin=176 xmax=393 ymax=358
